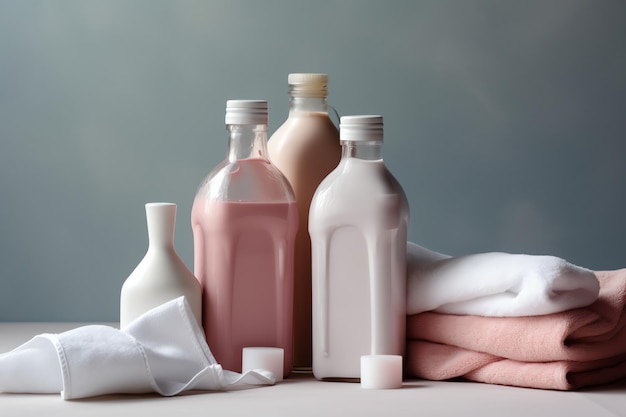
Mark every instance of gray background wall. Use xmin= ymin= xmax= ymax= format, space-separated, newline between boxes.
xmin=1 ymin=0 xmax=624 ymax=322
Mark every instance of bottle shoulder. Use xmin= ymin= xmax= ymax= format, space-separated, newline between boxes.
xmin=268 ymin=114 xmax=341 ymax=187
xmin=317 ymin=159 xmax=405 ymax=192
xmin=311 ymin=159 xmax=409 ymax=220
xmin=123 ymin=249 xmax=199 ymax=288
xmin=269 ymin=113 xmax=340 ymax=152
xmin=195 ymin=158 xmax=295 ymax=203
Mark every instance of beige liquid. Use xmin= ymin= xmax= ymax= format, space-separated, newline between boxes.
xmin=268 ymin=112 xmax=341 ymax=369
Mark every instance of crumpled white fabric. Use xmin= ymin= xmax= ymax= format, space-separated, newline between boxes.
xmin=0 ymin=297 xmax=274 ymax=400
xmin=407 ymin=242 xmax=600 ymax=317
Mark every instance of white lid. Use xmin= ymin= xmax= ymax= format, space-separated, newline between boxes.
xmin=360 ymin=355 xmax=403 ymax=389
xmin=225 ymin=100 xmax=268 ymax=125
xmin=288 ymin=73 xmax=328 ymax=98
xmin=242 ymin=347 xmax=284 ymax=382
xmin=340 ymin=115 xmax=384 ymax=142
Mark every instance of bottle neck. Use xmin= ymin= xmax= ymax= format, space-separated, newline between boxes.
xmin=341 ymin=141 xmax=383 ymax=161
xmin=227 ymin=124 xmax=269 ymax=162
xmin=146 ymin=203 xmax=175 ymax=251
xmin=288 ymin=96 xmax=328 ymax=115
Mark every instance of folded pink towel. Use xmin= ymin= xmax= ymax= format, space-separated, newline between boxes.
xmin=405 ymin=269 xmax=626 ymax=390
xmin=406 ymin=340 xmax=626 ymax=390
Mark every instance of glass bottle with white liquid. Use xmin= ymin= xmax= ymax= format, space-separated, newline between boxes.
xmin=309 ymin=115 xmax=409 ymax=380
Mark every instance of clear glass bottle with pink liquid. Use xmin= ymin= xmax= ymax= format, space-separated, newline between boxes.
xmin=191 ymin=100 xmax=298 ymax=376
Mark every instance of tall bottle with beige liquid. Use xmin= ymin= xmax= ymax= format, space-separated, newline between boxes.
xmin=268 ymin=73 xmax=341 ymax=370
xmin=309 ymin=115 xmax=409 ymax=380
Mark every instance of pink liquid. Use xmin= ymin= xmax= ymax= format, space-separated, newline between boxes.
xmin=191 ymin=199 xmax=297 ymax=375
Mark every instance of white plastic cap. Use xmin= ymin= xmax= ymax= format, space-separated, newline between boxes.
xmin=360 ymin=355 xmax=403 ymax=389
xmin=242 ymin=347 xmax=284 ymax=382
xmin=288 ymin=73 xmax=328 ymax=98
xmin=225 ymin=100 xmax=268 ymax=125
xmin=340 ymin=115 xmax=384 ymax=142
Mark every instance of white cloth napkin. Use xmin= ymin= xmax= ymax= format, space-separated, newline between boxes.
xmin=0 ymin=297 xmax=274 ymax=400
xmin=406 ymin=242 xmax=600 ymax=317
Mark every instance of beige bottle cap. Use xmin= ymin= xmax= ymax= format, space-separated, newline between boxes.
xmin=288 ymin=73 xmax=328 ymax=98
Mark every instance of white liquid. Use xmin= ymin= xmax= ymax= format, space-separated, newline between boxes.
xmin=309 ymin=158 xmax=409 ymax=380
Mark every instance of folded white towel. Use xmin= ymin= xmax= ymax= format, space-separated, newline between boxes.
xmin=406 ymin=242 xmax=600 ymax=317
xmin=0 ymin=297 xmax=274 ymax=400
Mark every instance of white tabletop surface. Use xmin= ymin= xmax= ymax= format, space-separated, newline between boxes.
xmin=1 ymin=322 xmax=625 ymax=417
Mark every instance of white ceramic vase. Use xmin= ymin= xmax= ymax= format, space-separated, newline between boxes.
xmin=120 ymin=202 xmax=202 ymax=329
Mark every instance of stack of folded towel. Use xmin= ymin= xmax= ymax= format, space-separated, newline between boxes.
xmin=405 ymin=242 xmax=626 ymax=390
